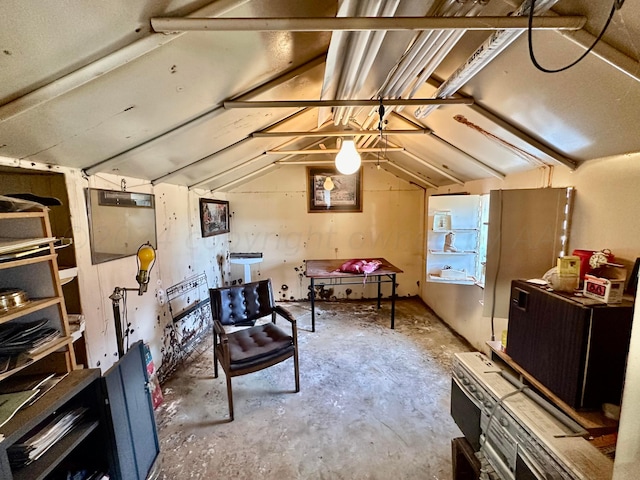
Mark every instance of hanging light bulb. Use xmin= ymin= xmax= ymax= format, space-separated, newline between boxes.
xmin=323 ymin=176 xmax=335 ymax=191
xmin=335 ymin=138 xmax=361 ymax=175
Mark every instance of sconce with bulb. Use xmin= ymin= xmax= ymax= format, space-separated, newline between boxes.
xmin=109 ymin=242 xmax=156 ymax=358
xmin=335 ymin=137 xmax=361 ymax=175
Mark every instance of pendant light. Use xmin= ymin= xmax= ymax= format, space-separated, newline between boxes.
xmin=335 ymin=138 xmax=361 ymax=175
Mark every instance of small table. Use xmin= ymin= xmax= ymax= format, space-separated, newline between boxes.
xmin=230 ymin=252 xmax=263 ymax=283
xmin=305 ymin=258 xmax=403 ymax=331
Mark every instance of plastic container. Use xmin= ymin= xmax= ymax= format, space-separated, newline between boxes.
xmin=572 ymin=249 xmax=614 ymax=280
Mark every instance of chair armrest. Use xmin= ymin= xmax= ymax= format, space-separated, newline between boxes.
xmin=274 ymin=305 xmax=296 ymax=325
xmin=214 ymin=320 xmax=228 ymax=342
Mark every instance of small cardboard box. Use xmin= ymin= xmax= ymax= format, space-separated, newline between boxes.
xmin=583 ymin=274 xmax=625 ymax=304
xmin=557 ymin=256 xmax=581 ymax=276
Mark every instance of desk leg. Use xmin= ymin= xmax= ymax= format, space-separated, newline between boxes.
xmin=377 ymin=276 xmax=382 ymax=309
xmin=310 ymin=278 xmax=315 ymax=332
xmin=391 ymin=274 xmax=396 ymax=329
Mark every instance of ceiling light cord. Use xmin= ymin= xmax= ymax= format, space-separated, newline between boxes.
xmin=527 ymin=0 xmax=623 ymax=73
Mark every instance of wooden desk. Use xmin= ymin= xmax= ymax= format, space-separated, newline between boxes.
xmin=487 ymin=340 xmax=618 ymax=436
xmin=305 ymin=258 xmax=403 ymax=332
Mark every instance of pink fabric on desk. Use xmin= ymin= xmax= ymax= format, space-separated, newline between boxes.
xmin=334 ymin=259 xmax=383 ymax=280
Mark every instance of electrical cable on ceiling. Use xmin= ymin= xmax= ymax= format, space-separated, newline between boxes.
xmin=528 ymin=0 xmax=625 ymax=73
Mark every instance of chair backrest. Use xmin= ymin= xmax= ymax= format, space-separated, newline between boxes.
xmin=210 ymin=279 xmax=275 ymax=326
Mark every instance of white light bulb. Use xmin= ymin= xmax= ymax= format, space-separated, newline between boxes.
xmin=335 ymin=139 xmax=361 ymax=175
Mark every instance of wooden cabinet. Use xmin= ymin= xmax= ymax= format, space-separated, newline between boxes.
xmin=506 ymin=279 xmax=633 ymax=409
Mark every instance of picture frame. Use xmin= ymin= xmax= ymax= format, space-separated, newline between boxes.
xmin=307 ymin=166 xmax=362 ymax=213
xmin=199 ymin=198 xmax=230 ymax=237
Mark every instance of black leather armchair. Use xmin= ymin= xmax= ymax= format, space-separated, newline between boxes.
xmin=209 ymin=279 xmax=300 ymax=421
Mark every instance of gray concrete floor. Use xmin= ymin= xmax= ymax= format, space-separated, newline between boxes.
xmin=155 ymin=297 xmax=473 ymax=480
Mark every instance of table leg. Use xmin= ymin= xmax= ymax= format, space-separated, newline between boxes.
xmin=391 ymin=274 xmax=396 ymax=329
xmin=310 ymin=277 xmax=315 ymax=332
xmin=377 ymin=276 xmax=382 ymax=309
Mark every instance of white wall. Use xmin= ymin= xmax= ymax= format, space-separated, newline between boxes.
xmin=226 ymin=164 xmax=425 ymax=301
xmin=73 ymin=177 xmax=230 ymax=372
xmin=0 ymin=156 xmax=229 ymax=373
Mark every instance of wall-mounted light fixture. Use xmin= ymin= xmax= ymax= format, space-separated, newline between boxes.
xmin=109 ymin=242 xmax=157 ymax=358
xmin=335 ymin=138 xmax=361 ymax=175
xmin=135 ymin=242 xmax=156 ymax=295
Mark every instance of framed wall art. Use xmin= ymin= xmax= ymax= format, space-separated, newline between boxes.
xmin=307 ymin=166 xmax=362 ymax=213
xmin=199 ymin=198 xmax=230 ymax=237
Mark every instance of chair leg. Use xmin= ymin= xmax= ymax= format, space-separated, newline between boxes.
xmin=293 ymin=348 xmax=300 ymax=393
xmin=225 ymin=373 xmax=234 ymax=421
xmin=213 ymin=330 xmax=219 ymax=378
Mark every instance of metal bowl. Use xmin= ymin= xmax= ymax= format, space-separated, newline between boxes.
xmin=0 ymin=288 xmax=29 ymax=312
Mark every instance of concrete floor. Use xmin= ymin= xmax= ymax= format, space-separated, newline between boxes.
xmin=155 ymin=297 xmax=474 ymax=480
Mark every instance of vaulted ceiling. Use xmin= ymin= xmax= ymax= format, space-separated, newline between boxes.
xmin=1 ymin=0 xmax=639 ymax=191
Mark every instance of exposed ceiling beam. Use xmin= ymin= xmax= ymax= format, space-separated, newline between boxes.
xmin=537 ymin=9 xmax=640 ymax=84
xmin=559 ymin=28 xmax=640 ymax=84
xmin=422 ymin=78 xmax=577 ymax=170
xmin=466 ymin=104 xmax=577 ymax=170
xmin=266 ymin=147 xmax=404 ymax=155
xmin=0 ymin=0 xmax=250 ymax=123
xmin=188 ymin=136 xmax=328 ymax=189
xmin=252 ymin=129 xmax=429 ymax=138
xmin=432 ymin=136 xmax=506 ymax=180
xmin=393 ymin=146 xmax=464 ymax=185
xmin=385 ymin=162 xmax=436 ymax=189
xmin=151 ymin=16 xmax=585 ymax=33
xmin=276 ymin=159 xmax=390 ymax=165
xmin=86 ymin=54 xmax=325 ymax=176
xmin=226 ymin=98 xmax=473 ymax=109
xmin=207 ymin=163 xmax=278 ymax=192
xmin=188 ymin=152 xmax=267 ymax=188
xmin=386 ymin=112 xmax=505 ymax=179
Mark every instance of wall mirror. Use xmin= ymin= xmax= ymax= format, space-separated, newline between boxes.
xmin=85 ymin=188 xmax=157 ymax=264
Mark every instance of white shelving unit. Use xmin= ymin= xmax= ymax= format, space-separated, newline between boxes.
xmin=426 ymin=195 xmax=487 ymax=285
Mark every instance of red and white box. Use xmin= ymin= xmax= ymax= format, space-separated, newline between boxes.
xmin=583 ymin=274 xmax=625 ymax=304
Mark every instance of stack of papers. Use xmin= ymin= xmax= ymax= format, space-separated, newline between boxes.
xmin=0 ymin=319 xmax=61 ymax=358
xmin=0 ymin=237 xmax=56 ymax=258
xmin=0 ymin=372 xmax=68 ymax=407
xmin=66 ymin=470 xmax=110 ymax=480
xmin=7 ymin=406 xmax=88 ymax=467
xmin=0 ymin=390 xmax=40 ymax=429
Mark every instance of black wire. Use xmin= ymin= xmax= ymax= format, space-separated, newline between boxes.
xmin=528 ymin=0 xmax=621 ymax=73
xmin=377 ymin=98 xmax=385 ymax=135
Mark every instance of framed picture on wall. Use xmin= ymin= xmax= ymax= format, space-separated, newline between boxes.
xmin=307 ymin=166 xmax=362 ymax=213
xmin=199 ymin=198 xmax=230 ymax=237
